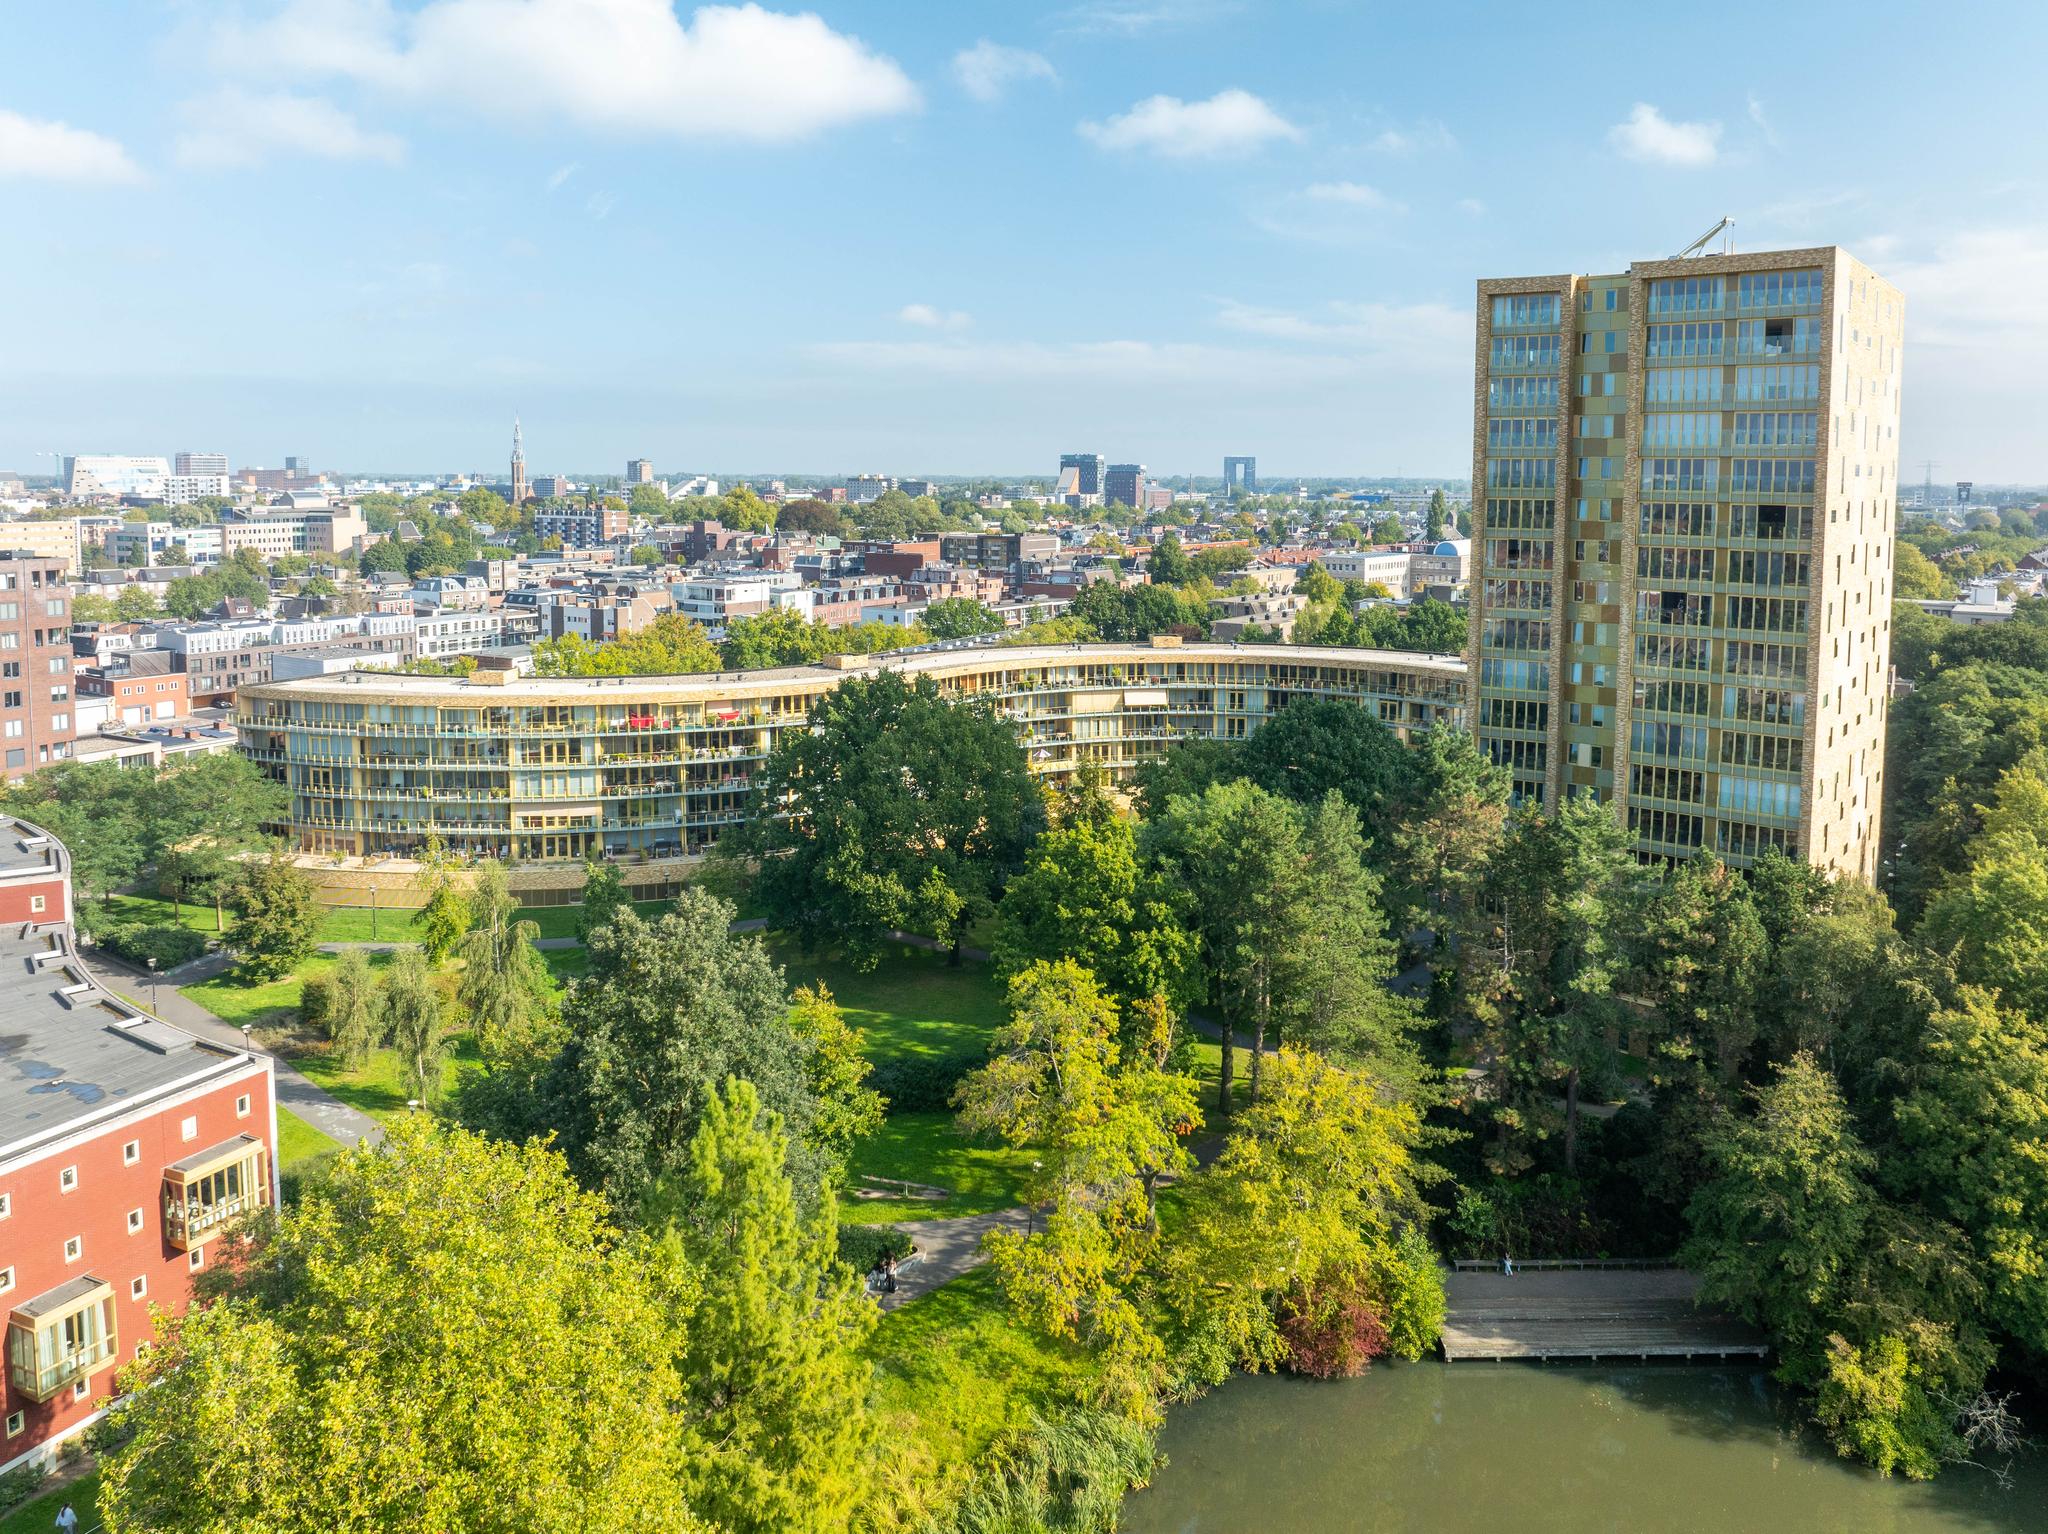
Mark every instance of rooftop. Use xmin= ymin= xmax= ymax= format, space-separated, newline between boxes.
xmin=0 ymin=819 xmax=258 ymax=1164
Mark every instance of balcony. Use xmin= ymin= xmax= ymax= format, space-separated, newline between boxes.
xmin=7 ymin=1277 xmax=118 ymax=1403
xmin=163 ymin=1134 xmax=270 ymax=1251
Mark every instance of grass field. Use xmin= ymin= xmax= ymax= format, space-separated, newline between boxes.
xmin=765 ymin=936 xmax=1008 ymax=1062
xmin=840 ymin=1111 xmax=1036 ymax=1225
xmin=291 ymin=1033 xmax=484 ymax=1123
xmin=179 ymin=950 xmax=395 ymax=1029
xmin=275 ymin=1107 xmax=342 ymax=1171
xmin=866 ymin=1266 xmax=1096 ymax=1498
xmin=0 ymin=1472 xmax=98 ymax=1534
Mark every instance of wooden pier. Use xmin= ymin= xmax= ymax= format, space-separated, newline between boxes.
xmin=1440 ymin=1266 xmax=1767 ymax=1363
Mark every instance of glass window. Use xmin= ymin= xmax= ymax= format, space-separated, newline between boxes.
xmin=1492 ymin=293 xmax=1561 ymax=328
xmin=1647 ymin=276 xmax=1724 ymax=314
xmin=1645 ymin=322 xmax=1723 ymax=358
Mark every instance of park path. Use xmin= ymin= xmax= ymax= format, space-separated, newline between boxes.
xmin=877 ymin=1207 xmax=1032 ymax=1311
xmin=80 ymin=949 xmax=385 ymax=1149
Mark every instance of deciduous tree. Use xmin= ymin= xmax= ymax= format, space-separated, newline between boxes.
xmin=227 ymin=850 xmax=320 ymax=982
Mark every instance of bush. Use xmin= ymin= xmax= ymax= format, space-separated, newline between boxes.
xmin=94 ymin=921 xmax=208 ymax=971
xmin=299 ymin=971 xmax=335 ymax=1032
xmin=837 ymin=1225 xmax=914 ymax=1274
xmin=868 ymin=1051 xmax=985 ymax=1114
xmin=0 ymin=1462 xmax=48 ymax=1516
xmin=1276 ymin=1267 xmax=1391 ymax=1380
xmin=950 ymin=1408 xmax=1159 ymax=1533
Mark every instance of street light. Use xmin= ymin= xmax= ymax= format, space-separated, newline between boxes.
xmin=145 ymin=956 xmax=159 ymax=1014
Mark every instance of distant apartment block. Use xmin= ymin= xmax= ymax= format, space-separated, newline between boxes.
xmin=0 ymin=554 xmax=75 ymax=778
xmin=173 ymin=452 xmax=229 ymax=477
xmin=626 ymin=459 xmax=654 ymax=484
xmin=1058 ymin=454 xmax=1105 ymax=499
xmin=1105 ymin=464 xmax=1146 ymax=510
xmin=1469 ymin=245 xmax=1901 ymax=877
xmin=533 ymin=505 xmax=629 ymax=548
xmin=1223 ymin=456 xmax=1258 ymax=496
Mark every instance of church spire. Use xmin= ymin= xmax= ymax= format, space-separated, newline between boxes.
xmin=509 ymin=415 xmax=529 ymax=505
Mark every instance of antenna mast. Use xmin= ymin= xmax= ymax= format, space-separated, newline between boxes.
xmin=1671 ymin=216 xmax=1734 ymax=259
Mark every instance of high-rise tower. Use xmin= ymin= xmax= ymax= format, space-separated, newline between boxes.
xmin=509 ymin=416 xmax=529 ymax=506
xmin=1469 ymin=245 xmax=1902 ymax=880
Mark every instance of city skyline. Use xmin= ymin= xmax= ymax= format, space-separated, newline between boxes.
xmin=1 ymin=2 xmax=2044 ymax=477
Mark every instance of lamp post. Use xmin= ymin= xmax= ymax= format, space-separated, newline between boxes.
xmin=145 ymin=956 xmax=159 ymax=1014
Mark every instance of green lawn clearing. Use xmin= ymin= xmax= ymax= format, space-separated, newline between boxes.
xmin=841 ymin=1111 xmax=1037 ymax=1225
xmin=0 ymin=1470 xmax=99 ymax=1534
xmin=290 ymin=1033 xmax=483 ymax=1124
xmin=275 ymin=1107 xmax=342 ymax=1172
xmin=764 ymin=937 xmax=1008 ymax=1062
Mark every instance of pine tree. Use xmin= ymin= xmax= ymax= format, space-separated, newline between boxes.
xmin=673 ymin=1079 xmax=876 ymax=1533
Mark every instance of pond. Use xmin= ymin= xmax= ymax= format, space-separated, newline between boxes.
xmin=1122 ymin=1363 xmax=2045 ymax=1533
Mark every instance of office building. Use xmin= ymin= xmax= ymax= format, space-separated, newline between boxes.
xmin=62 ymin=456 xmax=168 ymax=501
xmin=109 ymin=523 xmax=223 ymax=567
xmin=0 ymin=555 xmax=76 ymax=779
xmin=1223 ymin=456 xmax=1258 ymax=497
xmin=627 ymin=459 xmax=654 ymax=484
xmin=236 ymin=640 xmax=1468 ymax=897
xmin=0 ymin=818 xmax=277 ymax=1474
xmin=1469 ymin=244 xmax=1901 ymax=877
xmin=173 ymin=452 xmax=229 ymax=477
xmin=1105 ymin=463 xmax=1146 ymax=511
xmin=1058 ymin=453 xmax=1105 ymax=499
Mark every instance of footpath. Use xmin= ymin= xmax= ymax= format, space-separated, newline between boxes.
xmin=877 ymin=1207 xmax=1033 ymax=1311
xmin=79 ymin=948 xmax=384 ymax=1149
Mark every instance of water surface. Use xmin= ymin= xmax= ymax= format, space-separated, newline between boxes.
xmin=1123 ymin=1364 xmax=2043 ymax=1533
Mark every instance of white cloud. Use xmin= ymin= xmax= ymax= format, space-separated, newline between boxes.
xmin=1305 ymin=181 xmax=1393 ymax=208
xmin=1213 ymin=297 xmax=1468 ymax=354
xmin=173 ymin=88 xmax=404 ymax=170
xmin=1055 ymin=1 xmax=1237 ymax=36
xmin=207 ymin=0 xmax=918 ymax=144
xmin=1364 ymin=119 xmax=1455 ymax=155
xmin=1607 ymin=102 xmax=1721 ymax=167
xmin=585 ymin=188 xmax=617 ymax=219
xmin=952 ymin=40 xmax=1055 ymax=103
xmin=1080 ymin=89 xmax=1298 ymax=159
xmin=1457 ymin=197 xmax=1485 ymax=216
xmin=546 ymin=162 xmax=578 ymax=191
xmin=1746 ymin=92 xmax=1778 ymax=148
xmin=897 ymin=303 xmax=971 ymax=331
xmin=0 ymin=108 xmax=142 ymax=183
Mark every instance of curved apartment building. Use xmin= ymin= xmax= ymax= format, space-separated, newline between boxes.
xmin=235 ymin=640 xmax=1468 ymax=901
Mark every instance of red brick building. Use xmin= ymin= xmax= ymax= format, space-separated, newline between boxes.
xmin=0 ymin=553 xmax=77 ymax=781
xmin=0 ymin=819 xmax=277 ymax=1473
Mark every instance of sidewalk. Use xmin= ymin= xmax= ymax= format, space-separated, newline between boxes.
xmin=877 ymin=1207 xmax=1032 ymax=1310
xmin=79 ymin=950 xmax=384 ymax=1150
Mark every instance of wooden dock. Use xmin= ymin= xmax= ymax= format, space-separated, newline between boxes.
xmin=1440 ymin=1267 xmax=1767 ymax=1363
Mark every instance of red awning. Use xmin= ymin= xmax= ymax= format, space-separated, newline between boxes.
xmin=715 ymin=710 xmax=741 ymax=722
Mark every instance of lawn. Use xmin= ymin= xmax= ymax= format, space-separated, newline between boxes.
xmin=275 ymin=1107 xmax=341 ymax=1172
xmin=841 ymin=1111 xmax=1037 ymax=1226
xmin=763 ymin=936 xmax=1009 ymax=1062
xmin=0 ymin=1471 xmax=98 ymax=1534
xmin=866 ymin=1267 xmax=1097 ymax=1502
xmin=292 ymin=1033 xmax=484 ymax=1123
xmin=179 ymin=950 xmax=395 ymax=1029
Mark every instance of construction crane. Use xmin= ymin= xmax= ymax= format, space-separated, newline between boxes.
xmin=1671 ymin=216 xmax=1734 ymax=259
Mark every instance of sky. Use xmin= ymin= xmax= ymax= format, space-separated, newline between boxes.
xmin=2 ymin=0 xmax=2046 ymax=483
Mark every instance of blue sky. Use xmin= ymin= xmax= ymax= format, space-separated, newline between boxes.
xmin=3 ymin=0 xmax=2044 ymax=482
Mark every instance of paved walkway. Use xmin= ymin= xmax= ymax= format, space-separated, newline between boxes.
xmin=79 ymin=949 xmax=385 ymax=1149
xmin=877 ymin=1207 xmax=1032 ymax=1310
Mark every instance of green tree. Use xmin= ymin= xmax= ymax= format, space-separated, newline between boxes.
xmin=739 ymin=672 xmax=1043 ymax=966
xmin=411 ymin=835 xmax=471 ymax=963
xmin=114 ymin=583 xmax=162 ymax=621
xmin=991 ymin=812 xmax=1199 ymax=1026
xmin=1893 ymin=541 xmax=1953 ymax=600
xmin=669 ymin=1078 xmax=876 ymax=1532
xmin=629 ymin=483 xmax=671 ymax=517
xmin=326 ymin=947 xmax=382 ymax=1071
xmin=227 ymin=850 xmax=320 ymax=981
xmin=380 ymin=949 xmax=449 ymax=1104
xmin=455 ymin=858 xmax=555 ymax=1059
xmin=921 ymin=597 xmax=1005 ymax=640
xmin=455 ymin=486 xmax=509 ymax=525
xmin=97 ymin=1119 xmax=703 ymax=1534
xmin=1384 ymin=721 xmax=1510 ymax=945
xmin=776 ymin=498 xmax=852 ymax=538
xmin=720 ymin=608 xmax=830 ymax=669
xmin=1236 ymin=697 xmax=1411 ymax=836
xmin=720 ymin=485 xmax=777 ymax=533
xmin=629 ymin=542 xmax=662 ymax=566
xmin=1163 ymin=1048 xmax=1439 ymax=1376
xmin=1425 ymin=489 xmax=1448 ymax=543
xmin=1371 ymin=513 xmax=1405 ymax=544
xmin=1920 ymin=752 xmax=2048 ymax=1018
xmin=576 ymin=857 xmax=631 ymax=946
xmin=956 ymin=961 xmax=1201 ymax=1416
xmin=784 ymin=985 xmax=884 ymax=1171
xmin=150 ymin=752 xmax=287 ymax=927
xmin=1147 ymin=532 xmax=1193 ymax=586
xmin=545 ymin=889 xmax=820 ymax=1208
xmin=1635 ymin=856 xmax=1769 ymax=1093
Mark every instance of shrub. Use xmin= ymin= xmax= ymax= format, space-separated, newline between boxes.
xmin=299 ymin=971 xmax=335 ymax=1032
xmin=951 ymin=1408 xmax=1158 ymax=1534
xmin=0 ymin=1462 xmax=48 ymax=1517
xmin=869 ymin=1051 xmax=985 ymax=1114
xmin=837 ymin=1225 xmax=914 ymax=1274
xmin=94 ymin=922 xmax=208 ymax=972
xmin=1276 ymin=1267 xmax=1391 ymax=1380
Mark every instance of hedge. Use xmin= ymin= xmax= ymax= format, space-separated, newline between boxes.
xmin=867 ymin=1051 xmax=985 ymax=1115
xmin=837 ymin=1225 xmax=915 ymax=1273
xmin=94 ymin=922 xmax=208 ymax=972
